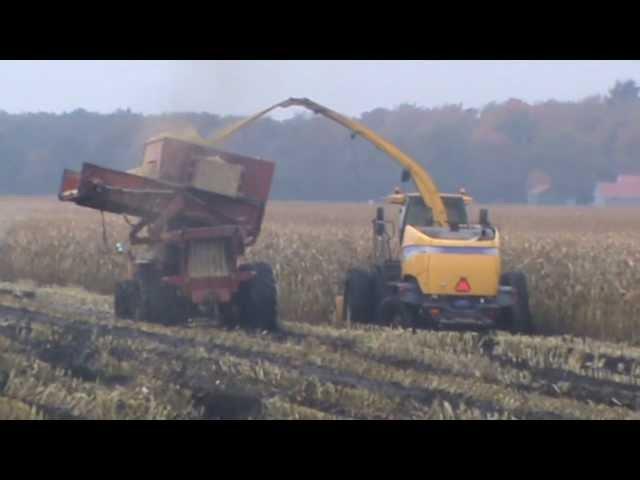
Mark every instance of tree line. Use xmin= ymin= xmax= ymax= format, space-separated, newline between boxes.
xmin=1 ymin=80 xmax=639 ymax=203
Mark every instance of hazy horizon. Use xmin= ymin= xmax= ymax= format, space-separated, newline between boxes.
xmin=1 ymin=60 xmax=639 ymax=119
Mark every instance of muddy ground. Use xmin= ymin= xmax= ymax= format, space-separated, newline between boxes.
xmin=1 ymin=282 xmax=640 ymax=419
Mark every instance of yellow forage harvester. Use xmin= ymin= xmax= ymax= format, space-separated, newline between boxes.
xmin=204 ymin=98 xmax=533 ymax=333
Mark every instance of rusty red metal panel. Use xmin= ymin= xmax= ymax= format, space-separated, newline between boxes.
xmin=62 ymin=138 xmax=275 ymax=244
xmin=161 ymin=225 xmax=246 ymax=257
xmin=163 ymin=270 xmax=254 ymax=304
xmin=148 ymin=137 xmax=275 ymax=204
xmin=58 ymin=169 xmax=81 ymax=200
xmin=59 ymin=162 xmax=259 ymax=233
xmin=161 ymin=225 xmax=244 ymax=243
xmin=139 ymin=139 xmax=164 ymax=178
xmin=80 ymin=162 xmax=171 ymax=193
xmin=59 ymin=137 xmax=277 ymax=309
xmin=195 ymin=145 xmax=276 ymax=203
xmin=157 ymin=138 xmax=196 ymax=184
xmin=62 ymin=163 xmax=175 ymax=217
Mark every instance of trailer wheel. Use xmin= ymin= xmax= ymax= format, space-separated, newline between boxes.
xmin=114 ymin=280 xmax=138 ymax=319
xmin=500 ymin=271 xmax=533 ymax=334
xmin=343 ymin=269 xmax=374 ymax=324
xmin=136 ymin=280 xmax=188 ymax=326
xmin=135 ymin=280 xmax=167 ymax=324
xmin=238 ymin=262 xmax=278 ymax=332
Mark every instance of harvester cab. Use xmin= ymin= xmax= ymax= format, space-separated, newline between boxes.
xmin=365 ymin=184 xmax=531 ymax=332
xmin=59 ymin=136 xmax=278 ymax=330
xmin=385 ymin=189 xmax=479 ymax=242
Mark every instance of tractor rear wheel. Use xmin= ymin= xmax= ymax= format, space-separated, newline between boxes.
xmin=500 ymin=271 xmax=533 ymax=334
xmin=343 ymin=269 xmax=374 ymax=324
xmin=114 ymin=280 xmax=138 ymax=319
xmin=237 ymin=262 xmax=279 ymax=332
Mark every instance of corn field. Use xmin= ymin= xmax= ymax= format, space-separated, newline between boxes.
xmin=1 ymin=197 xmax=640 ymax=419
xmin=1 ymin=198 xmax=639 ymax=343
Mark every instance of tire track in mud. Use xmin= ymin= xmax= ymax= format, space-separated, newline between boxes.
xmin=0 ymin=304 xmax=619 ymax=420
xmin=4 ymin=292 xmax=640 ymax=418
xmin=479 ymin=347 xmax=640 ymax=410
xmin=252 ymin=325 xmax=640 ymax=412
xmin=46 ymin=301 xmax=640 ymax=412
xmin=293 ymin=330 xmax=640 ymax=411
xmin=19 ymin=285 xmax=640 ymax=388
xmin=0 ymin=312 xmax=367 ymax=419
xmin=289 ymin=326 xmax=640 ymax=399
xmin=18 ymin=398 xmax=83 ymax=420
xmin=0 ymin=320 xmax=257 ymax=419
xmin=0 ymin=392 xmax=83 ymax=420
xmin=0 ymin=307 xmax=481 ymax=419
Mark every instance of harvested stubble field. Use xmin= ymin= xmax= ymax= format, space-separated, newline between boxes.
xmin=1 ymin=197 xmax=640 ymax=419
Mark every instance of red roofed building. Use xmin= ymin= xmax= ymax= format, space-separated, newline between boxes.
xmin=594 ymin=175 xmax=640 ymax=206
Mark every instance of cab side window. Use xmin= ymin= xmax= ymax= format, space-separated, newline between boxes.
xmin=442 ymin=197 xmax=469 ymax=225
xmin=400 ymin=198 xmax=433 ymax=243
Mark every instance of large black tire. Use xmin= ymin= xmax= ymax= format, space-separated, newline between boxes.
xmin=114 ymin=280 xmax=138 ymax=319
xmin=370 ymin=261 xmax=402 ymax=321
xmin=237 ymin=262 xmax=278 ymax=331
xmin=500 ymin=271 xmax=533 ymax=334
xmin=343 ymin=268 xmax=374 ymax=324
xmin=377 ymin=298 xmax=418 ymax=330
xmin=135 ymin=279 xmax=189 ymax=326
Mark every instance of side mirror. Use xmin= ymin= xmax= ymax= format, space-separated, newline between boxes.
xmin=115 ymin=242 xmax=128 ymax=254
xmin=374 ymin=207 xmax=386 ymax=236
xmin=401 ymin=169 xmax=411 ymax=183
xmin=479 ymin=208 xmax=490 ymax=226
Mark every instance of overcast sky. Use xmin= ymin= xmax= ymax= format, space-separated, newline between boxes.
xmin=1 ymin=60 xmax=639 ymax=119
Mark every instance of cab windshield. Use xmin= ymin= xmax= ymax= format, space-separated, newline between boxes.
xmin=404 ymin=195 xmax=469 ymax=227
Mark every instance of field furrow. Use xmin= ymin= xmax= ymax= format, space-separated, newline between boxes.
xmin=2 ymin=288 xmax=639 ymax=419
xmin=2 ymin=200 xmax=640 ymax=419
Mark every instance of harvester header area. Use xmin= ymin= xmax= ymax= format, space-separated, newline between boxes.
xmin=58 ymin=136 xmax=279 ymax=331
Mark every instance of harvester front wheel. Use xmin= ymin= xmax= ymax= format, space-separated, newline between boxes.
xmin=343 ymin=269 xmax=373 ymax=324
xmin=500 ymin=271 xmax=533 ymax=334
xmin=114 ymin=280 xmax=138 ymax=319
xmin=238 ymin=262 xmax=279 ymax=332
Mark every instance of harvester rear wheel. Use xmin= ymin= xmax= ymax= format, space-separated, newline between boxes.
xmin=237 ymin=262 xmax=278 ymax=332
xmin=114 ymin=280 xmax=138 ymax=319
xmin=343 ymin=269 xmax=374 ymax=324
xmin=377 ymin=298 xmax=417 ymax=329
xmin=500 ymin=271 xmax=533 ymax=334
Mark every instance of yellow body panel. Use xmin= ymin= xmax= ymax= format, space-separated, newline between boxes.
xmin=401 ymin=225 xmax=501 ymax=296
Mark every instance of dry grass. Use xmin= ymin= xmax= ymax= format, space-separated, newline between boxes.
xmin=1 ymin=283 xmax=640 ymax=419
xmin=1 ymin=198 xmax=640 ymax=343
xmin=2 ymin=197 xmax=640 ymax=419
